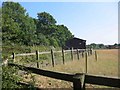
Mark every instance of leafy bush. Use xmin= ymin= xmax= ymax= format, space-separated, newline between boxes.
xmin=2 ymin=66 xmax=21 ymax=89
xmin=2 ymin=65 xmax=36 ymax=89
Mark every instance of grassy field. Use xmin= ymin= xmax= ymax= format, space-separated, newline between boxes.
xmin=43 ymin=49 xmax=118 ymax=76
xmin=21 ymin=49 xmax=119 ymax=88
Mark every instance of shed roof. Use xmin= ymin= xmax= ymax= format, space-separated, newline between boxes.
xmin=69 ymin=37 xmax=86 ymax=41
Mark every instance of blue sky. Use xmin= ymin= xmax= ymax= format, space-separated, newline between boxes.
xmin=19 ymin=2 xmax=118 ymax=45
xmin=2 ymin=1 xmax=118 ymax=45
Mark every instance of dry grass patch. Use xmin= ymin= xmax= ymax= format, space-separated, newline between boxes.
xmin=22 ymin=49 xmax=119 ymax=88
xmin=44 ymin=49 xmax=118 ymax=77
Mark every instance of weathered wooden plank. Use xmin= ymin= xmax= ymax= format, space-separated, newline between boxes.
xmin=88 ymin=49 xmax=90 ymax=56
xmin=51 ymin=49 xmax=55 ymax=67
xmin=13 ymin=49 xmax=87 ymax=57
xmin=55 ymin=51 xmax=62 ymax=53
xmin=85 ymin=74 xmax=120 ymax=88
xmin=71 ymin=47 xmax=74 ymax=61
xmin=8 ymin=63 xmax=120 ymax=88
xmin=16 ymin=52 xmax=51 ymax=56
xmin=73 ymin=73 xmax=85 ymax=90
xmin=62 ymin=47 xmax=65 ymax=64
xmin=64 ymin=50 xmax=71 ymax=52
xmin=65 ymin=49 xmax=86 ymax=53
xmin=36 ymin=50 xmax=39 ymax=68
xmin=85 ymin=52 xmax=87 ymax=73
xmin=76 ymin=49 xmax=79 ymax=60
xmin=39 ymin=51 xmax=50 ymax=54
xmin=77 ymin=49 xmax=86 ymax=51
xmin=82 ymin=51 xmax=84 ymax=58
xmin=90 ymin=48 xmax=92 ymax=55
xmin=16 ymin=53 xmax=36 ymax=56
xmin=95 ymin=51 xmax=97 ymax=61
xmin=73 ymin=78 xmax=81 ymax=90
xmin=8 ymin=63 xmax=74 ymax=82
xmin=12 ymin=52 xmax=15 ymax=62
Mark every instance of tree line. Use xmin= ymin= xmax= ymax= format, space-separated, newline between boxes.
xmin=87 ymin=43 xmax=120 ymax=49
xmin=2 ymin=2 xmax=73 ymax=47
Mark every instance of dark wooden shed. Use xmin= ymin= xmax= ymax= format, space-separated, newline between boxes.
xmin=64 ymin=37 xmax=86 ymax=49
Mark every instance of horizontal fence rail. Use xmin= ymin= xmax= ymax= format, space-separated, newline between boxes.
xmin=10 ymin=49 xmax=89 ymax=57
xmin=3 ymin=48 xmax=93 ymax=69
xmin=12 ymin=51 xmax=51 ymax=57
xmin=8 ymin=63 xmax=75 ymax=82
xmin=85 ymin=74 xmax=120 ymax=88
xmin=8 ymin=63 xmax=120 ymax=89
xmin=15 ymin=52 xmax=36 ymax=56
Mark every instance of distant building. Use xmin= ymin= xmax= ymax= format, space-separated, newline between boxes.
xmin=64 ymin=37 xmax=86 ymax=49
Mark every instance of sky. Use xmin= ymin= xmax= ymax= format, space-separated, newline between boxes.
xmin=1 ymin=1 xmax=119 ymax=45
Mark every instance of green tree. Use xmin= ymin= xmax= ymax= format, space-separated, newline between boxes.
xmin=37 ymin=12 xmax=56 ymax=25
xmin=49 ymin=37 xmax=59 ymax=47
xmin=2 ymin=2 xmax=36 ymax=45
xmin=19 ymin=16 xmax=36 ymax=45
xmin=36 ymin=12 xmax=73 ymax=47
xmin=90 ymin=43 xmax=96 ymax=49
xmin=98 ymin=44 xmax=105 ymax=49
xmin=36 ymin=12 xmax=57 ymax=35
xmin=35 ymin=33 xmax=49 ymax=46
xmin=2 ymin=2 xmax=73 ymax=47
xmin=51 ymin=25 xmax=73 ymax=46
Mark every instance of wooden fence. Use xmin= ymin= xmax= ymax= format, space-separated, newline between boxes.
xmin=8 ymin=63 xmax=120 ymax=90
xmin=2 ymin=49 xmax=120 ymax=89
xmin=2 ymin=48 xmax=97 ymax=74
xmin=10 ymin=48 xmax=93 ymax=67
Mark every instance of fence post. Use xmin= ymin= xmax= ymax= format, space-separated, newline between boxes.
xmin=88 ymin=49 xmax=90 ymax=56
xmin=36 ymin=50 xmax=39 ymax=68
xmin=77 ymin=49 xmax=79 ymax=60
xmin=12 ymin=52 xmax=15 ymax=62
xmin=73 ymin=79 xmax=81 ymax=90
xmin=73 ymin=73 xmax=82 ymax=90
xmin=85 ymin=52 xmax=88 ymax=73
xmin=62 ymin=47 xmax=65 ymax=64
xmin=51 ymin=49 xmax=55 ymax=67
xmin=82 ymin=51 xmax=84 ymax=58
xmin=90 ymin=48 xmax=92 ymax=55
xmin=71 ymin=47 xmax=74 ymax=61
xmin=95 ymin=51 xmax=97 ymax=61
